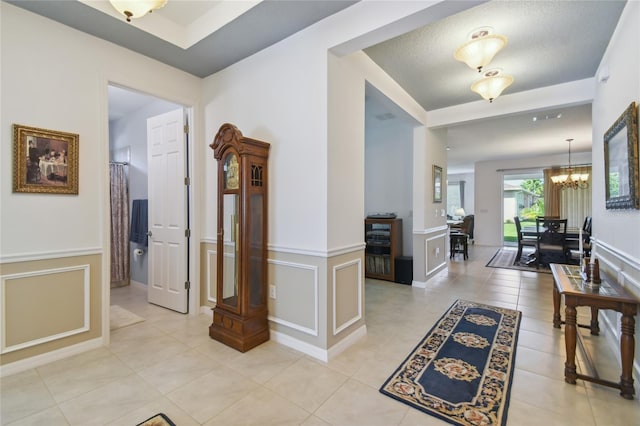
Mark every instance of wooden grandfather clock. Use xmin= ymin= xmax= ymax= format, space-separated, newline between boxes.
xmin=209 ymin=123 xmax=270 ymax=352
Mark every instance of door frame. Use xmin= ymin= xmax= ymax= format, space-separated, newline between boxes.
xmin=103 ymin=81 xmax=199 ymax=343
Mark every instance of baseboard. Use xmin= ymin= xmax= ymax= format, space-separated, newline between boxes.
xmin=0 ymin=337 xmax=104 ymax=378
xmin=271 ymin=324 xmax=367 ymax=362
xmin=130 ymin=280 xmax=146 ymax=290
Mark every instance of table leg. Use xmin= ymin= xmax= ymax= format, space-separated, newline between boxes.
xmin=590 ymin=306 xmax=600 ymax=336
xmin=552 ymin=285 xmax=561 ymax=328
xmin=564 ymin=303 xmax=578 ymax=384
xmin=619 ymin=309 xmax=636 ymax=399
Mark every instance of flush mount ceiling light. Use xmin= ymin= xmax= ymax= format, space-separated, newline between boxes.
xmin=550 ymin=139 xmax=590 ymax=190
xmin=454 ymin=27 xmax=508 ymax=73
xmin=471 ymin=68 xmax=514 ymax=103
xmin=109 ymin=0 xmax=167 ymax=22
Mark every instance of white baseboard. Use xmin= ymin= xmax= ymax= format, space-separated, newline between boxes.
xmin=412 ymin=280 xmax=427 ymax=288
xmin=0 ymin=338 xmax=104 ymax=378
xmin=130 ymin=280 xmax=146 ymax=290
xmin=271 ymin=324 xmax=367 ymax=362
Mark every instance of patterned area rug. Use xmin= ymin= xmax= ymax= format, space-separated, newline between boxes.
xmin=136 ymin=412 xmax=176 ymax=426
xmin=486 ymin=247 xmax=551 ymax=274
xmin=109 ymin=305 xmax=144 ymax=330
xmin=380 ymin=300 xmax=521 ymax=426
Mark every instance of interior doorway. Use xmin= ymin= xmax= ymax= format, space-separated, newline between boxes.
xmin=108 ymin=84 xmax=190 ymax=315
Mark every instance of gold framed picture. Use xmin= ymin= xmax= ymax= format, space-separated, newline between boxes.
xmin=433 ymin=164 xmax=443 ymax=203
xmin=13 ymin=124 xmax=79 ymax=194
xmin=604 ymin=102 xmax=639 ymax=209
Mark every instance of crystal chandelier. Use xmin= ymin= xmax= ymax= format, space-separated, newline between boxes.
xmin=550 ymin=139 xmax=589 ymax=189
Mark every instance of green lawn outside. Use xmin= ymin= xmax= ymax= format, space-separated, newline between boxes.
xmin=504 ymin=220 xmax=536 ymax=243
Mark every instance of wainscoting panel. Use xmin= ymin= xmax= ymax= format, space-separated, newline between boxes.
xmin=332 ymin=258 xmax=362 ymax=335
xmin=268 ymin=259 xmax=319 ymax=336
xmin=206 ymin=249 xmax=216 ymax=304
xmin=1 ymin=265 xmax=90 ymax=354
xmin=425 ymin=232 xmax=447 ymax=276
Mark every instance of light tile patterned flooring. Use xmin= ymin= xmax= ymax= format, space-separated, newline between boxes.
xmin=2 ymin=245 xmax=639 ymax=425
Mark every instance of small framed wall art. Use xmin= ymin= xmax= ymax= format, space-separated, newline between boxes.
xmin=13 ymin=124 xmax=79 ymax=194
xmin=433 ymin=164 xmax=443 ymax=203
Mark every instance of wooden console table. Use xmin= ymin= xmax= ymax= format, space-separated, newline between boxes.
xmin=550 ymin=263 xmax=638 ymax=399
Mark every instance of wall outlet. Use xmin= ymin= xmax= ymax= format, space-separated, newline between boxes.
xmin=435 ymin=247 xmax=440 ymax=256
xmin=269 ymin=285 xmax=276 ymax=299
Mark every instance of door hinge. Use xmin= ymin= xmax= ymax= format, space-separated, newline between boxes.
xmin=185 ymin=229 xmax=191 ymax=238
xmin=184 ymin=124 xmax=189 ymax=134
xmin=184 ymin=281 xmax=190 ymax=290
xmin=184 ymin=176 xmax=190 ymax=185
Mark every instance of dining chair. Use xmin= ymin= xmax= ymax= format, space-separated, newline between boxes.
xmin=536 ymin=218 xmax=569 ymax=268
xmin=567 ymin=216 xmax=592 ymax=261
xmin=460 ymin=214 xmax=474 ymax=244
xmin=514 ymin=217 xmax=536 ymax=264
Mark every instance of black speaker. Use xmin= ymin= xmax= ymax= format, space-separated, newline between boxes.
xmin=395 ymin=256 xmax=413 ymax=285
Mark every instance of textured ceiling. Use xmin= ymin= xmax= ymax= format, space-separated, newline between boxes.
xmin=364 ymin=0 xmax=626 ymax=111
xmin=9 ymin=0 xmax=629 ymax=173
xmin=6 ymin=0 xmax=357 ymax=78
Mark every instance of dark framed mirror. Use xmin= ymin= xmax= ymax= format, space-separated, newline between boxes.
xmin=604 ymin=102 xmax=639 ymax=209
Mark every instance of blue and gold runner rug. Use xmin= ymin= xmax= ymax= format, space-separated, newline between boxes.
xmin=380 ymin=299 xmax=521 ymax=426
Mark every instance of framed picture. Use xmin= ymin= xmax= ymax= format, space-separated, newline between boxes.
xmin=604 ymin=102 xmax=639 ymax=209
xmin=13 ymin=124 xmax=79 ymax=194
xmin=433 ymin=164 xmax=443 ymax=203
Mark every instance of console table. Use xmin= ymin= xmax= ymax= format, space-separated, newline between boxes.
xmin=550 ymin=263 xmax=638 ymax=399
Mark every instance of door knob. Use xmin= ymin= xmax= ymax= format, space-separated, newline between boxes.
xmin=147 ymin=231 xmax=153 ymax=237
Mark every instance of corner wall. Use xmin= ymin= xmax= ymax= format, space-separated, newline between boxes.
xmin=591 ymin=0 xmax=640 ymax=380
xmin=199 ymin=2 xmax=458 ymax=359
xmin=0 ymin=3 xmax=202 ymax=373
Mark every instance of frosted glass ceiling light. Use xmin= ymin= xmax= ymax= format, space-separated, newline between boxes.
xmin=454 ymin=27 xmax=507 ymax=73
xmin=110 ymin=0 xmax=167 ymax=22
xmin=471 ymin=68 xmax=514 ymax=103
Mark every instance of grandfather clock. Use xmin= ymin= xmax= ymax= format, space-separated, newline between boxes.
xmin=209 ymin=123 xmax=270 ymax=352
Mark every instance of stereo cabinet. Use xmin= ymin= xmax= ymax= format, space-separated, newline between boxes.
xmin=364 ymin=218 xmax=402 ymax=282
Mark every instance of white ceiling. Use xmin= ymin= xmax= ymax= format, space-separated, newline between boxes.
xmin=9 ymin=0 xmax=628 ymax=174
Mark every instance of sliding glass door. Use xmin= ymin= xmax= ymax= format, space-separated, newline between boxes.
xmin=502 ymin=171 xmax=544 ymax=245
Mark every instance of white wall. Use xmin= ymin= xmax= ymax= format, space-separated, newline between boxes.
xmin=0 ymin=2 xmax=203 ymax=312
xmin=365 ymin=122 xmax=414 ymax=255
xmin=474 ymin=151 xmax=592 ymax=246
xmin=592 ymin=0 xmax=640 ymax=263
xmin=200 ymin=2 xmax=456 ymax=254
xmin=591 ymin=0 xmax=640 ymax=382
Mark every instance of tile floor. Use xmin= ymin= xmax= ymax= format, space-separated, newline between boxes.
xmin=2 ymin=245 xmax=639 ymax=425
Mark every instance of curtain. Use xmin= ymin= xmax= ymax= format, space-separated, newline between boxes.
xmin=110 ymin=163 xmax=130 ymax=288
xmin=543 ymin=168 xmax=561 ymax=218
xmin=560 ymin=166 xmax=592 ymax=228
xmin=545 ymin=166 xmax=592 ymax=227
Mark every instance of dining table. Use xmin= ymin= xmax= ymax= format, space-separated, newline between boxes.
xmin=520 ymin=226 xmax=587 ymax=241
xmin=520 ymin=226 xmax=589 ymax=265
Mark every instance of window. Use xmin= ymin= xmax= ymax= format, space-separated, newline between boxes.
xmin=447 ymin=181 xmax=465 ymax=217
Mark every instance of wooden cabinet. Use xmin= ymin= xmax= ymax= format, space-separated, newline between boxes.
xmin=209 ymin=123 xmax=270 ymax=352
xmin=365 ymin=218 xmax=402 ymax=281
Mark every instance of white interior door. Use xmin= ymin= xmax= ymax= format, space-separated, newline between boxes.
xmin=147 ymin=108 xmax=188 ymax=313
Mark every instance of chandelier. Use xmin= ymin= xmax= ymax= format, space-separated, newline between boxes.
xmin=454 ymin=27 xmax=507 ymax=73
xmin=109 ymin=0 xmax=167 ymax=22
xmin=550 ymin=139 xmax=589 ymax=189
xmin=470 ymin=68 xmax=514 ymax=103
